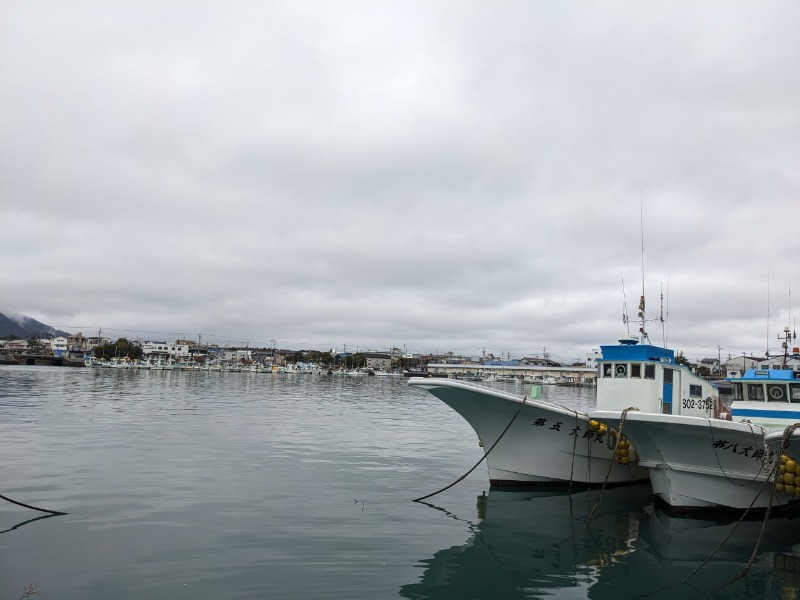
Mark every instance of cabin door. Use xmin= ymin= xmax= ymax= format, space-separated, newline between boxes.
xmin=662 ymin=368 xmax=675 ymax=414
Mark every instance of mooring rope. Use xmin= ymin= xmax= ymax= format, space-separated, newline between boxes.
xmin=413 ymin=395 xmax=529 ymax=502
xmin=683 ymin=422 xmax=800 ymax=584
xmin=584 ymin=406 xmax=637 ymax=529
xmin=739 ymin=422 xmax=800 ymax=577
xmin=568 ymin=410 xmax=580 ymax=493
xmin=0 ymin=493 xmax=67 ymax=515
xmin=708 ymin=419 xmax=767 ymax=487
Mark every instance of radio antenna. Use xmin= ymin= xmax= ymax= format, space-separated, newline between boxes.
xmin=621 ymin=272 xmax=630 ymax=333
xmin=766 ymin=270 xmax=771 ymax=358
xmin=638 ymin=196 xmax=648 ymax=343
xmin=665 ymin=276 xmax=670 ymax=348
xmin=660 ymin=281 xmax=666 ymax=347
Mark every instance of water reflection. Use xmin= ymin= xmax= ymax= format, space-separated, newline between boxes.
xmin=401 ymin=484 xmax=800 ymax=600
xmin=0 ymin=513 xmax=61 ymax=535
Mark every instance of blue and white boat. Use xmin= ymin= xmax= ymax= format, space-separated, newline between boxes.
xmin=592 ymin=334 xmax=800 ymax=513
xmin=729 ymin=368 xmax=800 ymax=425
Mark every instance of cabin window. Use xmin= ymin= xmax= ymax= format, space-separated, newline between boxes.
xmin=747 ymin=384 xmax=764 ymax=401
xmin=602 ymin=363 xmax=612 ymax=378
xmin=767 ymin=385 xmax=787 ymax=402
xmin=732 ymin=383 xmax=744 ymax=400
xmin=630 ymin=364 xmax=641 ymax=378
xmin=644 ymin=364 xmax=656 ymax=379
xmin=689 ymin=384 xmax=702 ymax=397
xmin=664 ymin=368 xmax=674 ymax=384
xmin=790 ymin=384 xmax=800 ymax=403
xmin=614 ymin=364 xmax=627 ymax=378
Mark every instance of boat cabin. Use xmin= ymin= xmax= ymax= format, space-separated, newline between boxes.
xmin=730 ymin=369 xmax=800 ymax=404
xmin=596 ymin=338 xmax=719 ymax=417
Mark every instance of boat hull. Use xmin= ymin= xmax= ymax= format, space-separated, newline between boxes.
xmin=409 ymin=378 xmax=647 ymax=486
xmin=591 ymin=410 xmax=797 ymax=513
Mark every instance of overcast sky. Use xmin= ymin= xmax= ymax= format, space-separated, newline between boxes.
xmin=1 ymin=1 xmax=798 ymax=363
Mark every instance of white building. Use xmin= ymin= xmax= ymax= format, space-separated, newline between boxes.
xmin=222 ymin=349 xmax=252 ymax=362
xmin=725 ymin=355 xmax=766 ymax=379
xmin=759 ymin=353 xmax=800 ymax=374
xmin=141 ymin=341 xmax=190 ymax=358
xmin=586 ymin=349 xmax=602 ymax=370
xmin=51 ymin=336 xmax=68 ymax=357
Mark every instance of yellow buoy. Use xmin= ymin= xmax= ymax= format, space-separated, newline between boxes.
xmin=620 ymin=456 xmax=630 ymax=464
xmin=781 ymin=465 xmax=787 ymax=475
xmin=776 ymin=482 xmax=786 ymax=493
xmin=588 ymin=420 xmax=599 ymax=430
xmin=781 ymin=454 xmax=788 ymax=465
xmin=786 ymin=460 xmax=797 ymax=474
xmin=785 ymin=473 xmax=796 ymax=485
xmin=787 ymin=484 xmax=796 ymax=495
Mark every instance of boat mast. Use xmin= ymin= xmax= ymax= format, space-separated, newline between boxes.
xmin=621 ymin=272 xmax=630 ymax=334
xmin=781 ymin=278 xmax=798 ymax=369
xmin=638 ymin=198 xmax=649 ymax=344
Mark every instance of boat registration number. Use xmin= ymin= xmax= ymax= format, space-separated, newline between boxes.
xmin=681 ymin=398 xmax=714 ymax=410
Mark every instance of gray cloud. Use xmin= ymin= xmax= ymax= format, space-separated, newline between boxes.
xmin=2 ymin=1 xmax=798 ymax=364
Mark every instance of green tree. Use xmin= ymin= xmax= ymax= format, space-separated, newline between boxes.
xmin=675 ymin=351 xmax=690 ymax=366
xmin=93 ymin=338 xmax=143 ymax=360
xmin=27 ymin=336 xmax=42 ymax=354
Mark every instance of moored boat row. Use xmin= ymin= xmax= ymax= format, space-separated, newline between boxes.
xmin=83 ymin=358 xmax=403 ymax=377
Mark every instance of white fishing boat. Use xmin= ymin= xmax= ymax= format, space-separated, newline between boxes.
xmin=591 ymin=332 xmax=800 ymax=513
xmin=409 ymin=321 xmax=714 ymax=486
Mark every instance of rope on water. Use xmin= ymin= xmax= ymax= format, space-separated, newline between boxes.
xmin=0 ymin=493 xmax=67 ymax=516
xmin=413 ymin=395 xmax=528 ymax=503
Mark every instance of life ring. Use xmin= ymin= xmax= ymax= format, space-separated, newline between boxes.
xmin=769 ymin=386 xmax=785 ymax=400
xmin=606 ymin=428 xmax=618 ymax=451
xmin=615 ymin=364 xmax=627 ymax=377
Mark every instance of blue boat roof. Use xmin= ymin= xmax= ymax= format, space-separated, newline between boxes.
xmin=728 ymin=369 xmax=799 ymax=382
xmin=599 ymin=344 xmax=675 ymax=363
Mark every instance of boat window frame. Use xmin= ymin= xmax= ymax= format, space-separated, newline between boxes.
xmin=602 ymin=363 xmax=613 ymax=378
xmin=664 ymin=368 xmax=674 ymax=384
xmin=630 ymin=363 xmax=641 ymax=378
xmin=644 ymin=364 xmax=656 ymax=379
xmin=689 ymin=384 xmax=702 ymax=397
xmin=791 ymin=384 xmax=800 ymax=403
xmin=732 ymin=382 xmax=744 ymax=401
xmin=614 ymin=363 xmax=628 ymax=378
xmin=747 ymin=384 xmax=765 ymax=401
xmin=767 ymin=384 xmax=787 ymax=402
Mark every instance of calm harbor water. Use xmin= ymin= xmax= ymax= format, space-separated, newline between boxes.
xmin=1 ymin=366 xmax=799 ymax=600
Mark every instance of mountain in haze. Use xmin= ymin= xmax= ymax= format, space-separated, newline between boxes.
xmin=0 ymin=311 xmax=71 ymax=339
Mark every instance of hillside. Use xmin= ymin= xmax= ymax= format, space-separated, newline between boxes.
xmin=0 ymin=311 xmax=71 ymax=338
